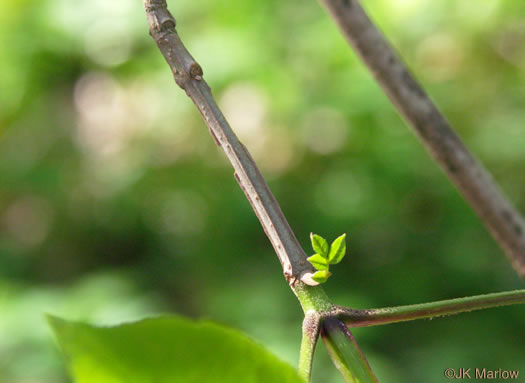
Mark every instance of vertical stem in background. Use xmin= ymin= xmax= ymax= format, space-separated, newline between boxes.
xmin=319 ymin=0 xmax=525 ymax=277
xmin=321 ymin=317 xmax=378 ymax=383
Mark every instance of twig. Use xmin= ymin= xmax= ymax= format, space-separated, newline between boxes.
xmin=143 ymin=0 xmax=317 ymax=286
xmin=298 ymin=313 xmax=321 ymax=381
xmin=321 ymin=317 xmax=379 ymax=383
xmin=142 ymin=4 xmax=378 ymax=379
xmin=335 ymin=289 xmax=525 ymax=327
xmin=319 ymin=0 xmax=525 ymax=277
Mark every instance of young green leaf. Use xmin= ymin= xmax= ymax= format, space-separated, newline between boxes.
xmin=328 ymin=234 xmax=346 ymax=264
xmin=47 ymin=315 xmax=305 ymax=383
xmin=310 ymin=233 xmax=329 ymax=258
xmin=311 ymin=270 xmax=332 ymax=284
xmin=307 ymin=254 xmax=329 ymax=271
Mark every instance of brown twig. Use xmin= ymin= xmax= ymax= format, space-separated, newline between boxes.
xmin=143 ymin=0 xmax=317 ymax=286
xmin=319 ymin=0 xmax=525 ymax=277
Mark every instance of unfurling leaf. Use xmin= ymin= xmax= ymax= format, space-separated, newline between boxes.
xmin=328 ymin=234 xmax=346 ymax=264
xmin=310 ymin=233 xmax=329 ymax=258
xmin=311 ymin=270 xmax=332 ymax=284
xmin=307 ymin=254 xmax=328 ymax=271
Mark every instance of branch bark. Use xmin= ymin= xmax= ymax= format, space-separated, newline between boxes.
xmin=319 ymin=0 xmax=525 ymax=277
xmin=143 ymin=0 xmax=317 ymax=286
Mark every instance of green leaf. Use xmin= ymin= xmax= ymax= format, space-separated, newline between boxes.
xmin=307 ymin=253 xmax=329 ymax=271
xmin=311 ymin=270 xmax=332 ymax=284
xmin=328 ymin=234 xmax=346 ymax=264
xmin=310 ymin=233 xmax=329 ymax=258
xmin=48 ymin=315 xmax=304 ymax=383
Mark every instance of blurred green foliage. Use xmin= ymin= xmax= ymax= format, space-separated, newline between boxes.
xmin=1 ymin=0 xmax=524 ymax=382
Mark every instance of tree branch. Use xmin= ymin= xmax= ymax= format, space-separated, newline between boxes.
xmin=143 ymin=0 xmax=317 ymax=286
xmin=335 ymin=289 xmax=525 ymax=327
xmin=319 ymin=0 xmax=525 ymax=277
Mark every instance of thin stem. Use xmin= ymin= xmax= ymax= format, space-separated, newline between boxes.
xmin=298 ymin=313 xmax=321 ymax=382
xmin=321 ymin=317 xmax=378 ymax=383
xmin=336 ymin=289 xmax=525 ymax=327
xmin=319 ymin=0 xmax=525 ymax=277
xmin=142 ymin=0 xmax=317 ymax=286
xmin=293 ymin=284 xmax=334 ymax=381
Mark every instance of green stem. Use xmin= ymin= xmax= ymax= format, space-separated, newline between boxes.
xmin=337 ymin=289 xmax=525 ymax=327
xmin=294 ymin=282 xmax=333 ymax=313
xmin=321 ymin=317 xmax=378 ymax=383
xmin=298 ymin=313 xmax=320 ymax=382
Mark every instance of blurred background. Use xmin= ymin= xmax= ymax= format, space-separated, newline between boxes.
xmin=1 ymin=0 xmax=524 ymax=381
